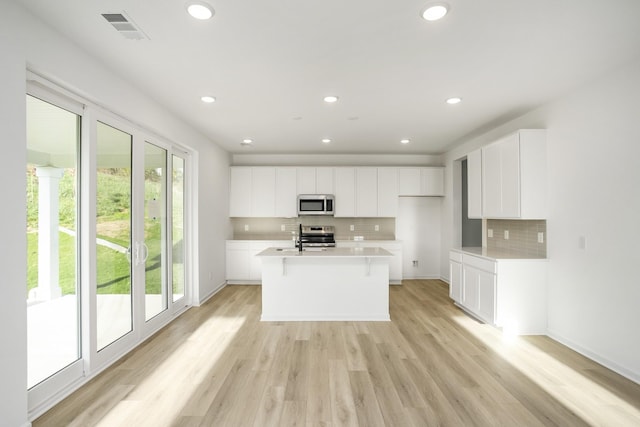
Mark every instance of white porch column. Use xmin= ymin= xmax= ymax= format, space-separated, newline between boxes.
xmin=35 ymin=167 xmax=64 ymax=300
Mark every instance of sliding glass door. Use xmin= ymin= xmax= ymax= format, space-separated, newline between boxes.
xmin=95 ymin=121 xmax=133 ymax=351
xmin=26 ymin=94 xmax=81 ymax=389
xmin=27 ymin=82 xmax=192 ymax=411
xmin=144 ymin=142 xmax=168 ymax=321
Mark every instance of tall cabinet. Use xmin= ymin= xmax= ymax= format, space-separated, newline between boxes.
xmin=482 ymin=129 xmax=546 ymax=219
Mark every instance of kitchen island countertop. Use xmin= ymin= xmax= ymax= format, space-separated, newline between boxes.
xmin=256 ymin=246 xmax=393 ymax=258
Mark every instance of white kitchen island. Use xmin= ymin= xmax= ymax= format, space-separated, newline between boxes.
xmin=256 ymin=247 xmax=393 ymax=321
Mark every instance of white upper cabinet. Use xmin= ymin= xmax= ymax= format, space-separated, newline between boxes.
xmin=251 ymin=167 xmax=276 ymax=217
xmin=398 ymin=167 xmax=444 ymax=196
xmin=275 ymin=167 xmax=297 ymax=217
xmin=377 ymin=167 xmax=399 ymax=217
xmin=398 ymin=168 xmax=422 ymax=195
xmin=230 ymin=165 xmax=444 ymax=218
xmin=467 ymin=149 xmax=482 ymax=219
xmin=421 ymin=167 xmax=444 ymax=196
xmin=229 ymin=167 xmax=252 ymax=217
xmin=355 ymin=167 xmax=378 ymax=217
xmin=334 ymin=167 xmax=356 ymax=217
xmin=296 ymin=167 xmax=334 ymax=195
xmin=481 ymin=129 xmax=546 ymax=219
xmin=315 ymin=167 xmax=335 ymax=194
xmin=296 ymin=167 xmax=316 ymax=194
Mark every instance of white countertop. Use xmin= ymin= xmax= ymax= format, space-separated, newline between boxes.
xmin=256 ymin=247 xmax=393 ymax=258
xmin=452 ymin=246 xmax=547 ymax=261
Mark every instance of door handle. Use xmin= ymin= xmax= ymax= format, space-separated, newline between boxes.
xmin=141 ymin=242 xmax=149 ymax=263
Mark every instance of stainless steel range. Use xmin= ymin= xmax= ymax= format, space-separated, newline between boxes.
xmin=298 ymin=225 xmax=336 ymax=248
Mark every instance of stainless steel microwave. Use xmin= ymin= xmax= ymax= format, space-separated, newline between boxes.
xmin=297 ymin=194 xmax=334 ymax=216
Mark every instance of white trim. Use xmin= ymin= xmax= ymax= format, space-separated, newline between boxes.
xmin=194 ymin=281 xmax=227 ymax=307
xmin=547 ymin=329 xmax=640 ymax=386
xmin=26 ymin=69 xmax=193 ymax=155
xmin=225 ymin=280 xmax=262 ymax=285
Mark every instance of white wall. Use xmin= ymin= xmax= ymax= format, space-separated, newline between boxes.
xmin=396 ymin=197 xmax=442 ymax=278
xmin=442 ymin=57 xmax=640 ymax=383
xmin=0 ymin=2 xmax=230 ymax=424
xmin=0 ymin=3 xmax=29 ymax=426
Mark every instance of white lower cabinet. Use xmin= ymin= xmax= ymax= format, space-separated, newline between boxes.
xmin=226 ymin=240 xmax=293 ymax=284
xmin=449 ymin=249 xmax=547 ymax=335
xmin=226 ymin=241 xmax=250 ymax=282
xmin=462 ymin=264 xmax=496 ymax=324
xmin=449 ymin=259 xmax=462 ymax=302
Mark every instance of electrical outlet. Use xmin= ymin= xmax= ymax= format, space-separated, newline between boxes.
xmin=504 ymin=230 xmax=509 ymax=240
xmin=281 ymin=224 xmax=286 ymax=231
xmin=537 ymin=232 xmax=544 ymax=243
xmin=244 ymin=224 xmax=249 ymax=231
xmin=350 ymin=224 xmax=354 ymax=231
xmin=488 ymin=229 xmax=493 ymax=238
xmin=374 ymin=224 xmax=379 ymax=231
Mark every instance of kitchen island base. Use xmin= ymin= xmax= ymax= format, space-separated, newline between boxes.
xmin=258 ymin=248 xmax=391 ymax=321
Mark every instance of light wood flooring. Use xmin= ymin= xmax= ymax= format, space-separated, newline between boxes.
xmin=34 ymin=280 xmax=640 ymax=426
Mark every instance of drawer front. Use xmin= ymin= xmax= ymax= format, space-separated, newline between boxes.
xmin=462 ymin=254 xmax=496 ymax=274
xmin=449 ymin=250 xmax=463 ymax=262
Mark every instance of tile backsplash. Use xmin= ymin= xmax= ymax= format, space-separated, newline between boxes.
xmin=231 ymin=217 xmax=396 ymax=240
xmin=486 ymin=219 xmax=547 ymax=258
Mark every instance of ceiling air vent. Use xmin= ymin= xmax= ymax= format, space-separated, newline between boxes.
xmin=102 ymin=12 xmax=149 ymax=40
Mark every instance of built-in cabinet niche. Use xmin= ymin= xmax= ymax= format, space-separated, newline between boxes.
xmin=229 ymin=166 xmax=444 ymax=218
xmin=467 ymin=129 xmax=547 ymax=219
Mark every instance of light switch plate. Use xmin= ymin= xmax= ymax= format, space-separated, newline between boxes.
xmin=504 ymin=230 xmax=509 ymax=240
xmin=537 ymin=232 xmax=544 ymax=243
xmin=374 ymin=224 xmax=379 ymax=231
xmin=350 ymin=225 xmax=354 ymax=231
xmin=281 ymin=224 xmax=286 ymax=231
xmin=244 ymin=224 xmax=249 ymax=231
xmin=488 ymin=229 xmax=493 ymax=238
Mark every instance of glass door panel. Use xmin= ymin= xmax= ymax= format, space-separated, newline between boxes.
xmin=96 ymin=121 xmax=133 ymax=351
xmin=172 ymin=155 xmax=186 ymax=302
xmin=144 ymin=142 xmax=168 ymax=321
xmin=26 ymin=95 xmax=81 ymax=389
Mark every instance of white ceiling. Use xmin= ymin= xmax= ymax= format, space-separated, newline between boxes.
xmin=17 ymin=0 xmax=640 ymax=155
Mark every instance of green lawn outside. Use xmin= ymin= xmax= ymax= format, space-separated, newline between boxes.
xmin=27 ymin=168 xmax=174 ymax=297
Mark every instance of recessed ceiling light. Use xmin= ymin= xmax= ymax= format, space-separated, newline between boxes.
xmin=242 ymin=138 xmax=253 ymax=144
xmin=201 ymin=96 xmax=216 ymax=103
xmin=186 ymin=1 xmax=214 ymax=20
xmin=400 ymin=139 xmax=410 ymax=144
xmin=323 ymin=95 xmax=339 ymax=103
xmin=422 ymin=3 xmax=449 ymax=21
xmin=446 ymin=97 xmax=462 ymax=104
xmin=322 ymin=138 xmax=331 ymax=144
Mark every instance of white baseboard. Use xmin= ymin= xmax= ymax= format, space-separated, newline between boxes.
xmin=547 ymin=329 xmax=640 ymax=386
xmin=196 ymin=281 xmax=227 ymax=306
xmin=225 ymin=280 xmax=261 ymax=285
